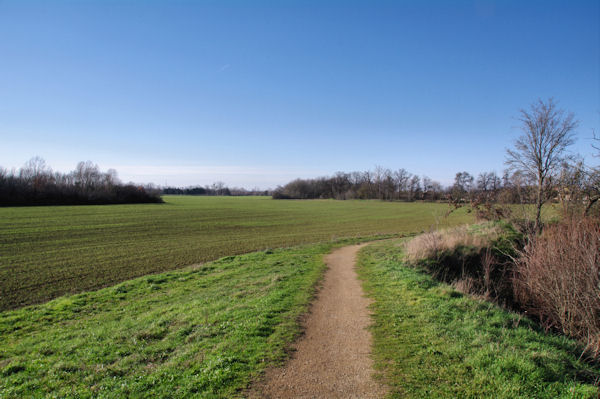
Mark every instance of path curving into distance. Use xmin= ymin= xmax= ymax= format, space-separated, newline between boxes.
xmin=249 ymin=243 xmax=388 ymax=398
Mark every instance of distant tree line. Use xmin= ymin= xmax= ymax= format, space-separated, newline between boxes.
xmin=271 ymin=98 xmax=600 ymax=223
xmin=272 ymin=166 xmax=459 ymax=201
xmin=272 ymin=164 xmax=600 ymax=215
xmin=0 ymin=157 xmax=163 ymax=206
xmin=162 ymin=182 xmax=269 ymax=197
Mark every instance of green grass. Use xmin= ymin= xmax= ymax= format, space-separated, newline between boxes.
xmin=0 ymin=241 xmax=351 ymax=398
xmin=357 ymin=240 xmax=599 ymax=398
xmin=3 ymin=205 xmax=594 ymax=398
xmin=0 ymin=195 xmax=472 ymax=309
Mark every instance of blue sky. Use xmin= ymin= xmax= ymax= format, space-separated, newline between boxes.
xmin=1 ymin=0 xmax=598 ymax=188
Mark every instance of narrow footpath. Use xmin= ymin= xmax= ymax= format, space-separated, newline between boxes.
xmin=249 ymin=243 xmax=387 ymax=399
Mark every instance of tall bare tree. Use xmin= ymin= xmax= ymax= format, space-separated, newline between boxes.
xmin=20 ymin=156 xmax=52 ymax=191
xmin=408 ymin=175 xmax=421 ymax=201
xmin=452 ymin=171 xmax=474 ymax=202
xmin=393 ymin=168 xmax=410 ymax=200
xmin=505 ymin=98 xmax=577 ymax=232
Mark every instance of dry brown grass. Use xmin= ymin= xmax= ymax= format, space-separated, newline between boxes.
xmin=404 ymin=224 xmax=503 ymax=263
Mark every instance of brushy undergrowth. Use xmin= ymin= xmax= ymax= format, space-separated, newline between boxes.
xmin=0 ymin=241 xmax=357 ymax=398
xmin=358 ymin=240 xmax=600 ymax=398
xmin=404 ymin=218 xmax=600 ymax=360
xmin=403 ymin=221 xmax=522 ymax=302
xmin=0 ymin=195 xmax=473 ymax=310
xmin=514 ymin=217 xmax=600 ymax=358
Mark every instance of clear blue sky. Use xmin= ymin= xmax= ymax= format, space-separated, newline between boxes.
xmin=1 ymin=0 xmax=598 ymax=188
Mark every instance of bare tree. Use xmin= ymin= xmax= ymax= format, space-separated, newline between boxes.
xmin=211 ymin=181 xmax=227 ymax=196
xmin=20 ymin=156 xmax=52 ymax=190
xmin=489 ymin=172 xmax=501 ymax=192
xmin=331 ymin=172 xmax=351 ymax=199
xmin=430 ymin=181 xmax=443 ymax=201
xmin=422 ymin=176 xmax=433 ymax=200
xmin=505 ymin=99 xmax=577 ymax=232
xmin=477 ymin=171 xmax=501 ymax=202
xmin=452 ymin=171 xmax=474 ymax=202
xmin=393 ymin=168 xmax=410 ymax=200
xmin=381 ymin=168 xmax=394 ymax=200
xmin=408 ymin=175 xmax=421 ymax=201
xmin=104 ymin=168 xmax=120 ymax=188
xmin=374 ymin=165 xmax=386 ymax=200
xmin=476 ymin=172 xmax=492 ymax=193
xmin=556 ymin=160 xmax=586 ymax=216
xmin=361 ymin=170 xmax=374 ymax=199
xmin=73 ymin=161 xmax=102 ymax=191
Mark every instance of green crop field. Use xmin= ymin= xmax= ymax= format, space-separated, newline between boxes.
xmin=0 ymin=196 xmax=472 ymax=310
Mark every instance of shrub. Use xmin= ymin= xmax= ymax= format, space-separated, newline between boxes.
xmin=404 ymin=223 xmax=519 ymax=302
xmin=513 ymin=217 xmax=600 ymax=357
xmin=405 ymin=219 xmax=600 ymax=359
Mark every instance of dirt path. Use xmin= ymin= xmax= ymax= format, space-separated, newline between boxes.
xmin=249 ymin=243 xmax=387 ymax=399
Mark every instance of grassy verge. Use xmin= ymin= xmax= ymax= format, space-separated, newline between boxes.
xmin=0 ymin=240 xmax=362 ymax=398
xmin=357 ymin=240 xmax=599 ymax=398
xmin=0 ymin=195 xmax=472 ymax=309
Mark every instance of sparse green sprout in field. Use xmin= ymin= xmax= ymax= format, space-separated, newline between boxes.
xmin=0 ymin=196 xmax=473 ymax=310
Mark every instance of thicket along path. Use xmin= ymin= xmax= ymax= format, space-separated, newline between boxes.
xmin=249 ymin=243 xmax=387 ymax=398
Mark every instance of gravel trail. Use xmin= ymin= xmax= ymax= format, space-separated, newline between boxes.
xmin=249 ymin=243 xmax=387 ymax=398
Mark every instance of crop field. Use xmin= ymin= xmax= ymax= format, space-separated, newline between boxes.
xmin=0 ymin=196 xmax=472 ymax=310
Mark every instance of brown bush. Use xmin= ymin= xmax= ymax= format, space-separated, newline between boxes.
xmin=513 ymin=217 xmax=600 ymax=357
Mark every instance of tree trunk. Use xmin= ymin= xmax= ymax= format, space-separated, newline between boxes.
xmin=535 ymin=176 xmax=544 ymax=234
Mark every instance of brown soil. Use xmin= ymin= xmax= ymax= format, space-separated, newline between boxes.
xmin=248 ymin=243 xmax=387 ymax=398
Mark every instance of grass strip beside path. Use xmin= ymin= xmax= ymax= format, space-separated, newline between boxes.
xmin=357 ymin=240 xmax=599 ymax=398
xmin=0 ymin=241 xmax=356 ymax=398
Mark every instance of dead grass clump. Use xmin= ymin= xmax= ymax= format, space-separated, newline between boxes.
xmin=404 ymin=222 xmax=520 ymax=307
xmin=513 ymin=217 xmax=600 ymax=357
xmin=404 ymin=224 xmax=502 ymax=263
